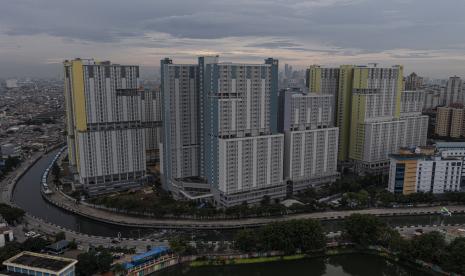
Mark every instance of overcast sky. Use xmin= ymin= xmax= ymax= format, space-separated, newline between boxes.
xmin=0 ymin=0 xmax=464 ymax=78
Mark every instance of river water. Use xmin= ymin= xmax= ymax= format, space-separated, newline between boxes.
xmin=158 ymin=254 xmax=425 ymax=276
xmin=12 ymin=149 xmax=149 ymax=238
xmin=11 ymin=149 xmax=465 ymax=239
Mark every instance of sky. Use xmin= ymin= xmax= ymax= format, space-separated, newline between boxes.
xmin=0 ymin=0 xmax=465 ymax=79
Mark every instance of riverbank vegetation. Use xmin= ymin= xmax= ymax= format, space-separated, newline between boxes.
xmin=0 ymin=237 xmax=51 ymax=267
xmin=232 ymin=215 xmax=465 ymax=275
xmin=84 ymin=172 xmax=465 ymax=219
xmin=299 ymin=172 xmax=465 ymax=209
xmin=87 ymin=189 xmax=298 ymax=219
xmin=0 ymin=156 xmax=21 ymax=177
xmin=235 ymin=219 xmax=326 ymax=254
xmin=0 ymin=203 xmax=24 ymax=224
xmin=344 ymin=214 xmax=465 ymax=275
xmin=190 ymin=254 xmax=307 ymax=267
xmin=76 ymin=248 xmax=113 ymax=276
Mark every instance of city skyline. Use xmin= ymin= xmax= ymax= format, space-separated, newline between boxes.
xmin=2 ymin=1 xmax=465 ymax=275
xmin=1 ymin=0 xmax=465 ymax=78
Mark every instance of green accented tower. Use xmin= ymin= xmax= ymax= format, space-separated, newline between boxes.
xmin=307 ymin=64 xmax=427 ymax=174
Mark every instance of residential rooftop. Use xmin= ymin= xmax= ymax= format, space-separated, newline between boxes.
xmin=3 ymin=251 xmax=77 ymax=273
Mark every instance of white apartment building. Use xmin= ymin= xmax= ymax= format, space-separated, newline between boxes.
xmin=141 ymin=89 xmax=162 ymax=163
xmin=444 ymin=76 xmax=463 ymax=106
xmin=280 ymin=89 xmax=339 ymax=193
xmin=203 ymin=58 xmax=286 ymax=207
xmin=64 ymin=59 xmax=146 ymax=195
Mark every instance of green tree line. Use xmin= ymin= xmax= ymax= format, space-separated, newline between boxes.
xmin=235 ymin=219 xmax=326 ymax=254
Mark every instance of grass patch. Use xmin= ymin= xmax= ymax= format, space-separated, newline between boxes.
xmin=190 ymin=255 xmax=307 ymax=267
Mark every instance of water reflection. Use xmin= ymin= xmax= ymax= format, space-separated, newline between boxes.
xmin=158 ymin=254 xmax=424 ymax=276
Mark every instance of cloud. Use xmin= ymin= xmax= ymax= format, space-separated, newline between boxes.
xmin=0 ymin=0 xmax=465 ymax=77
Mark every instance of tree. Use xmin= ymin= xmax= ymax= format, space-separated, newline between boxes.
xmin=340 ymin=190 xmax=369 ymax=208
xmin=0 ymin=242 xmax=22 ymax=264
xmin=260 ymin=195 xmax=271 ymax=206
xmin=169 ymin=236 xmax=196 ymax=256
xmin=293 ymin=219 xmax=326 ymax=252
xmin=68 ymin=239 xmax=78 ymax=250
xmin=243 ymin=219 xmax=326 ymax=254
xmin=3 ymin=156 xmax=20 ymax=173
xmin=77 ymin=252 xmax=99 ymax=276
xmin=54 ymin=231 xmax=66 ymax=242
xmin=112 ymin=263 xmax=127 ymax=276
xmin=76 ymin=250 xmax=113 ymax=276
xmin=441 ymin=237 xmax=465 ymax=275
xmin=0 ymin=204 xmax=25 ymax=224
xmin=408 ymin=231 xmax=446 ymax=264
xmin=51 ymin=163 xmax=61 ymax=183
xmin=343 ymin=214 xmax=385 ymax=246
xmin=21 ymin=237 xmax=50 ymax=252
xmin=376 ymin=190 xmax=396 ymax=206
xmin=234 ymin=229 xmax=258 ymax=252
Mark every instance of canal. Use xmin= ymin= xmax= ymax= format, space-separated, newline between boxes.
xmin=158 ymin=254 xmax=426 ymax=276
xmin=12 ymin=149 xmax=153 ymax=238
xmin=11 ymin=149 xmax=465 ymax=238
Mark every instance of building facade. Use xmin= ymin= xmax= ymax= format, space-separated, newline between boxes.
xmin=404 ymin=72 xmax=423 ymax=91
xmin=3 ymin=251 xmax=77 ymax=276
xmin=280 ymin=89 xmax=339 ymax=193
xmin=308 ymin=64 xmax=428 ymax=173
xmin=64 ymin=59 xmax=146 ymax=195
xmin=444 ymin=76 xmax=463 ymax=106
xmin=203 ymin=58 xmax=286 ymax=207
xmin=141 ymin=88 xmax=162 ymax=164
xmin=161 ymin=56 xmax=301 ymax=206
xmin=422 ymin=85 xmax=443 ymax=110
xmin=389 ymin=146 xmax=464 ymax=195
xmin=159 ymin=59 xmax=201 ymax=193
xmin=434 ymin=105 xmax=465 ymax=138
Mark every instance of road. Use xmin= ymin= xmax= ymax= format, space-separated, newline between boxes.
xmin=22 ymin=214 xmax=168 ymax=252
xmin=46 ymin=184 xmax=465 ymax=229
xmin=0 ymin=148 xmax=168 ymax=251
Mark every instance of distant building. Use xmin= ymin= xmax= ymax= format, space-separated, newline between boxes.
xmin=306 ymin=65 xmax=339 ymax=120
xmin=64 ymin=59 xmax=146 ymax=195
xmin=307 ymin=64 xmax=428 ymax=174
xmin=435 ymin=105 xmax=465 ymax=138
xmin=388 ymin=146 xmax=462 ymax=195
xmin=5 ymin=79 xmax=18 ymax=89
xmin=444 ymin=76 xmax=463 ymax=106
xmin=404 ymin=72 xmax=423 ymax=91
xmin=422 ymin=85 xmax=443 ymax=110
xmin=0 ymin=144 xmax=21 ymax=159
xmin=3 ymin=251 xmax=77 ymax=276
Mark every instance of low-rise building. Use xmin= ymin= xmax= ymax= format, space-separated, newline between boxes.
xmin=388 ymin=146 xmax=463 ymax=195
xmin=0 ymin=221 xmax=13 ymax=248
xmin=123 ymin=247 xmax=177 ymax=276
xmin=3 ymin=251 xmax=77 ymax=276
xmin=44 ymin=240 xmax=70 ymax=255
xmin=0 ymin=144 xmax=21 ymax=159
